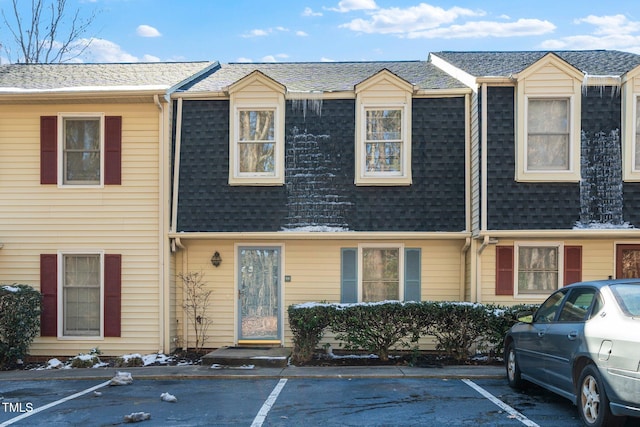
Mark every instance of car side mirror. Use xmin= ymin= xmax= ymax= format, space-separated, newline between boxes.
xmin=516 ymin=311 xmax=533 ymax=323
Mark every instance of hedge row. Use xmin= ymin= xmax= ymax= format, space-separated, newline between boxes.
xmin=0 ymin=285 xmax=41 ymax=369
xmin=287 ymin=301 xmax=537 ymax=364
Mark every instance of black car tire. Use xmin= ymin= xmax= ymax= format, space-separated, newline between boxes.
xmin=577 ymin=364 xmax=626 ymax=427
xmin=505 ymin=342 xmax=525 ymax=389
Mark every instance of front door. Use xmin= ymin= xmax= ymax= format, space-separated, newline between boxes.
xmin=237 ymin=246 xmax=281 ymax=342
xmin=616 ymin=244 xmax=640 ymax=278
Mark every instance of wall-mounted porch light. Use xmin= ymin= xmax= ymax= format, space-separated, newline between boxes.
xmin=210 ymin=251 xmax=222 ymax=267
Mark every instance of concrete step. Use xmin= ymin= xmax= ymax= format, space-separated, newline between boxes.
xmin=201 ymin=346 xmax=291 ymax=368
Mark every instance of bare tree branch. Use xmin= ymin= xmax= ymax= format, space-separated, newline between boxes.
xmin=1 ymin=0 xmax=97 ymax=63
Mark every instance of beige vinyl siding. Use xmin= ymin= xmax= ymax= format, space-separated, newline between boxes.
xmin=479 ymin=239 xmax=626 ymax=305
xmin=174 ymin=239 xmax=466 ymax=349
xmin=521 ymin=63 xmax=579 ymax=94
xmin=0 ymin=102 xmax=162 ymax=357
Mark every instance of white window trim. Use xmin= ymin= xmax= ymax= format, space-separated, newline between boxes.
xmin=229 ymin=103 xmax=284 ymax=186
xmin=57 ymin=250 xmax=105 ymax=340
xmin=517 ymin=95 xmax=580 ymax=182
xmin=357 ymin=243 xmax=405 ymax=302
xmin=514 ymin=242 xmax=564 ymax=299
xmin=623 ymin=93 xmax=640 ymax=181
xmin=355 ymin=103 xmax=412 ymax=186
xmin=57 ymin=113 xmax=105 ymax=188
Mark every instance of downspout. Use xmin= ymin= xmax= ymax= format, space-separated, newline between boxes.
xmin=475 ymin=83 xmax=489 ymax=303
xmin=460 ymin=237 xmax=471 ymax=300
xmin=154 ymin=94 xmax=167 ymax=354
xmin=170 ymin=97 xmax=184 ymax=247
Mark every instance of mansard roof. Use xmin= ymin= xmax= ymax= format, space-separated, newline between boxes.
xmin=430 ymin=50 xmax=640 ymax=78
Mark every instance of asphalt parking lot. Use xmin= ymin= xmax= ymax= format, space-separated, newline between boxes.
xmin=0 ymin=364 xmax=601 ymax=427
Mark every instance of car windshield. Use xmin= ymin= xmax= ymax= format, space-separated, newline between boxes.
xmin=610 ymin=284 xmax=640 ymax=317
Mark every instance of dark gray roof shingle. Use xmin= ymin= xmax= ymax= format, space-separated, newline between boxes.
xmin=0 ymin=61 xmax=215 ymax=91
xmin=431 ymin=50 xmax=640 ymax=78
xmin=179 ymin=61 xmax=466 ymax=93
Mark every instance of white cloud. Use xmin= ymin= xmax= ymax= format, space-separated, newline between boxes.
xmin=320 ymin=57 xmax=336 ymax=62
xmin=330 ymin=0 xmax=378 ymax=13
xmin=242 ymin=29 xmax=269 ymax=38
xmin=541 ymin=14 xmax=640 ymax=54
xmin=296 ymin=31 xmax=309 ymax=37
xmin=259 ymin=53 xmax=290 ymax=62
xmin=136 ymin=24 xmax=161 ymax=38
xmin=142 ymin=54 xmax=160 ymax=62
xmin=236 ymin=57 xmax=254 ymax=63
xmin=340 ymin=4 xmax=484 ymax=34
xmin=407 ymin=18 xmax=556 ymax=39
xmin=242 ymin=27 xmax=289 ymax=38
xmin=574 ymin=14 xmax=640 ymax=36
xmin=302 ymin=7 xmax=322 ymax=17
xmin=74 ymin=38 xmax=137 ymax=62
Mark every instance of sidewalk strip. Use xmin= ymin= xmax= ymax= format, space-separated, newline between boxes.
xmin=0 ymin=380 xmax=111 ymax=427
xmin=461 ymin=379 xmax=540 ymax=427
xmin=251 ymin=378 xmax=288 ymax=427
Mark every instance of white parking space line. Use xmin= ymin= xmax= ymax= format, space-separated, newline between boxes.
xmin=0 ymin=380 xmax=111 ymax=427
xmin=251 ymin=378 xmax=288 ymax=427
xmin=461 ymin=379 xmax=540 ymax=427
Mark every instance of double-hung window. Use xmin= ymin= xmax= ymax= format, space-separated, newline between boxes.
xmin=526 ymin=98 xmax=570 ymax=172
xmin=61 ymin=253 xmax=102 ymax=337
xmin=237 ymin=109 xmax=276 ymax=176
xmin=515 ymin=243 xmax=562 ymax=296
xmin=360 ymin=245 xmax=403 ymax=302
xmin=364 ymin=108 xmax=404 ymax=174
xmin=62 ymin=116 xmax=103 ymax=185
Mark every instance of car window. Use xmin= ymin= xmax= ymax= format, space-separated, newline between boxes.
xmin=534 ymin=289 xmax=567 ymax=323
xmin=610 ymin=284 xmax=640 ymax=317
xmin=558 ymin=288 xmax=596 ymax=322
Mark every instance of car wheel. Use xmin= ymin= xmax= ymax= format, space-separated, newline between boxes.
xmin=577 ymin=364 xmax=625 ymax=427
xmin=505 ymin=342 xmax=525 ymax=389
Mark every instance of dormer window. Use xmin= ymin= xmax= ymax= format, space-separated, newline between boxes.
xmin=228 ymin=71 xmax=285 ymax=186
xmin=355 ymin=70 xmax=413 ymax=186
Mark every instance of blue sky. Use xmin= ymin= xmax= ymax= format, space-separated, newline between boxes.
xmin=3 ymin=0 xmax=640 ymax=63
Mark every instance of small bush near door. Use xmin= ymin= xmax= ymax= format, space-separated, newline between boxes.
xmin=0 ymin=284 xmax=41 ymax=369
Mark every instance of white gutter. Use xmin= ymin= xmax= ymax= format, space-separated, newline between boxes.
xmin=168 ymin=231 xmax=471 ymax=240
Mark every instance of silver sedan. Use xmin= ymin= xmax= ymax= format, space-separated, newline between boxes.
xmin=504 ymin=279 xmax=640 ymax=427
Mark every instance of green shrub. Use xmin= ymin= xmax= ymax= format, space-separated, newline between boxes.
xmin=287 ymin=303 xmax=334 ymax=364
xmin=426 ymin=302 xmax=490 ymax=362
xmin=287 ymin=300 xmax=536 ymax=365
xmin=0 ymin=284 xmax=41 ymax=369
xmin=69 ymin=348 xmax=103 ymax=368
xmin=331 ymin=302 xmax=425 ymax=361
xmin=480 ymin=303 xmax=538 ymax=357
xmin=114 ymin=354 xmax=144 ymax=367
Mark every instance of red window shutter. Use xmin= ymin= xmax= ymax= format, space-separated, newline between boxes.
xmin=104 ymin=116 xmax=122 ymax=185
xmin=496 ymin=246 xmax=514 ymax=295
xmin=40 ymin=116 xmax=57 ymax=184
xmin=40 ymin=254 xmax=58 ymax=336
xmin=564 ymin=246 xmax=582 ymax=286
xmin=104 ymin=254 xmax=122 ymax=337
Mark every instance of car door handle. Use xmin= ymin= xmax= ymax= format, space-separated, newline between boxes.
xmin=567 ymin=331 xmax=578 ymax=340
